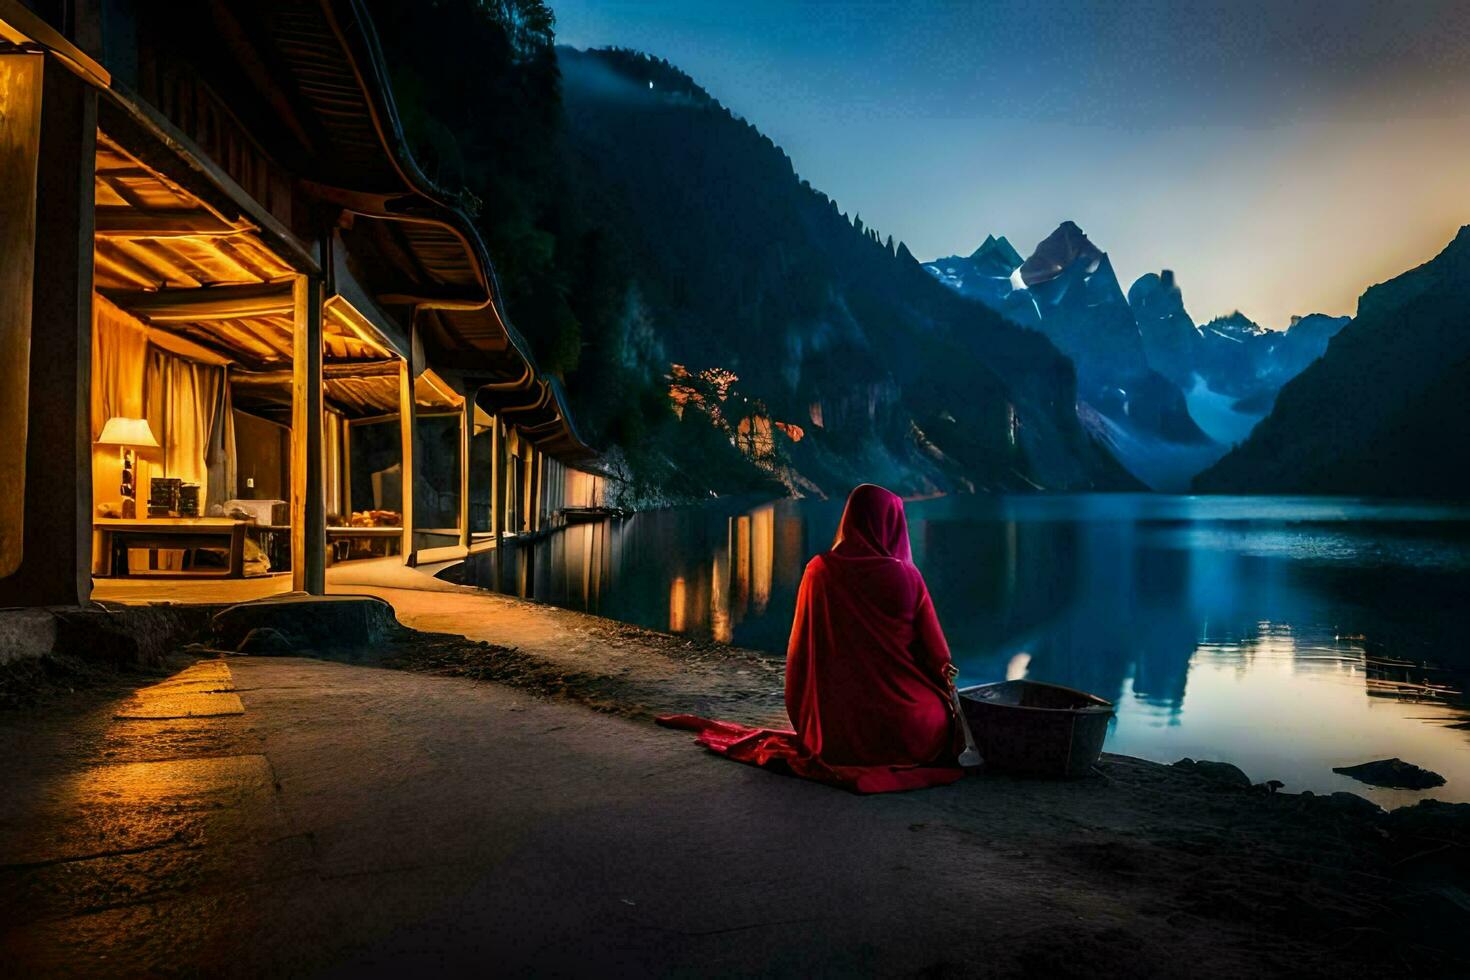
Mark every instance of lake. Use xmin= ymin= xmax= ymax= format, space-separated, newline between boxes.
xmin=487 ymin=494 xmax=1470 ymax=807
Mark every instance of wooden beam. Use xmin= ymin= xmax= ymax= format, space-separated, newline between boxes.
xmin=97 ymin=173 xmax=151 ymax=211
xmin=522 ymin=444 xmax=534 ymax=535
xmin=290 ymin=274 xmax=326 ymax=594
xmin=330 ymin=234 xmax=409 ymax=358
xmin=147 ymin=321 xmax=264 ymax=368
xmin=107 ymin=237 xmax=200 ymax=288
xmin=342 ymin=421 xmax=353 ymax=521
xmin=492 ymin=420 xmax=504 ymax=590
xmin=101 ymin=281 xmax=292 ymax=321
xmin=94 ymin=205 xmax=242 ymax=238
xmin=94 ymin=164 xmax=153 ymax=180
xmin=239 ymin=318 xmax=294 ymax=363
xmin=398 ymin=343 xmax=418 ymax=567
xmin=489 ymin=419 xmax=500 ymax=539
xmin=234 ymin=359 xmax=400 ymax=386
xmin=459 ymin=393 xmax=472 ymax=552
xmin=0 ymin=0 xmax=111 ymax=88
xmin=212 ymin=238 xmax=277 ymax=281
xmin=93 ymin=243 xmax=163 ymax=289
xmin=497 ymin=383 xmax=552 ymax=418
xmin=97 ymin=93 xmax=320 ymax=276
xmin=533 ymin=448 xmax=545 ymax=533
xmin=205 ymin=317 xmax=286 ymax=363
xmin=324 ymin=294 xmax=394 ymax=361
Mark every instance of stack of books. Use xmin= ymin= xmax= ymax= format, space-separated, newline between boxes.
xmin=148 ymin=477 xmax=181 ymax=517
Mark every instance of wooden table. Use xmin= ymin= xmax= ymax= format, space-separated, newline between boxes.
xmin=327 ymin=526 xmax=403 ymax=562
xmin=95 ymin=518 xmax=247 ymax=578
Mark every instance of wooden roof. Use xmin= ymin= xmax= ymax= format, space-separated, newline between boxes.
xmin=94 ymin=0 xmax=594 ymax=457
xmin=232 ymin=364 xmax=459 ymax=420
xmin=94 ymin=135 xmax=392 ymax=371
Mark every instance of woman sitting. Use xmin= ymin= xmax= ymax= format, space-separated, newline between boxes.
xmin=660 ymin=484 xmax=963 ymax=793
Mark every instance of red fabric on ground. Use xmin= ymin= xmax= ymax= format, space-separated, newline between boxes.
xmin=657 ymin=484 xmax=963 ymax=794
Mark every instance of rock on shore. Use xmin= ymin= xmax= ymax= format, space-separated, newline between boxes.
xmin=1333 ymin=758 xmax=1446 ymax=790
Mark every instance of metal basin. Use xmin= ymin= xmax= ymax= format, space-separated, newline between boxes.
xmin=958 ymin=680 xmax=1114 ymax=778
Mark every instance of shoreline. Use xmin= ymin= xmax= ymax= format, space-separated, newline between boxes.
xmin=5 ymin=584 xmax=1461 ymax=809
xmin=363 ymin=588 xmax=1465 ymax=809
xmin=5 ymin=582 xmax=1465 ymax=814
xmin=2 ymin=587 xmax=1468 ymax=974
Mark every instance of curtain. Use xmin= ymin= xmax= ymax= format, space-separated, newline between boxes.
xmin=145 ymin=346 xmax=228 ymax=506
xmin=92 ymin=295 xmax=237 ymax=520
xmin=204 ymin=369 xmax=236 ymax=513
xmin=91 ymin=298 xmax=151 ymax=511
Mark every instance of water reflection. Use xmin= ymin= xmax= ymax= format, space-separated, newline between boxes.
xmin=481 ymin=494 xmax=1470 ymax=804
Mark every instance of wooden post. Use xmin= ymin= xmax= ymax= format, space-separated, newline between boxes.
xmin=459 ymin=391 xmax=473 ymax=551
xmin=290 ymin=274 xmax=326 ymax=594
xmin=532 ymin=448 xmax=544 ymax=532
xmin=341 ymin=421 xmax=353 ymax=522
xmin=398 ymin=356 xmax=417 ymax=566
xmin=523 ymin=446 xmax=535 ymax=531
xmin=0 ymin=57 xmax=96 ymax=607
xmin=496 ymin=422 xmax=511 ymax=588
xmin=489 ymin=418 xmax=500 ymax=539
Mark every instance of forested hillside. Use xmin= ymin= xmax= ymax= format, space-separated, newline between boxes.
xmin=369 ymin=2 xmax=1135 ymax=498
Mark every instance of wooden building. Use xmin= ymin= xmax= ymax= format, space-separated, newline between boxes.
xmin=0 ymin=0 xmax=598 ymax=607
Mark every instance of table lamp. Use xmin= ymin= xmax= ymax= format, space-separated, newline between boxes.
xmin=97 ymin=416 xmax=159 ymax=519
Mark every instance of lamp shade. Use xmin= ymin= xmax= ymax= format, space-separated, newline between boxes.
xmin=97 ymin=416 xmax=159 ymax=448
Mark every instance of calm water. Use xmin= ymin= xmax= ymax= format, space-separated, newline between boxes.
xmin=492 ymin=494 xmax=1470 ymax=807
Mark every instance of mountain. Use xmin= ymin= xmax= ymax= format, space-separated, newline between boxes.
xmin=924 ymin=236 xmax=1039 ymax=326
xmin=1195 ymin=226 xmax=1470 ymax=496
xmin=1130 ymin=270 xmax=1350 ymax=445
xmin=1128 ymin=269 xmax=1199 ymax=389
xmin=1019 ymin=222 xmax=1157 ymax=392
xmin=927 ymin=223 xmax=1215 ymax=490
xmin=554 ymin=48 xmax=1137 ymax=497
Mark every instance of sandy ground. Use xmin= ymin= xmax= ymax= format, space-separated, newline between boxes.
xmin=354 ymin=585 xmax=790 ymax=725
xmin=1 ymin=590 xmax=1467 ymax=977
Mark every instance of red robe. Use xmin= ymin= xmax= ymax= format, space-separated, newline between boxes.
xmin=659 ymin=484 xmax=962 ymax=793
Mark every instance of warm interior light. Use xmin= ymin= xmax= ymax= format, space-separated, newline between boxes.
xmin=97 ymin=416 xmax=159 ymax=448
xmin=97 ymin=417 xmax=158 ymax=518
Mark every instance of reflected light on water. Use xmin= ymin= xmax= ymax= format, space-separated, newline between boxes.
xmin=481 ymin=494 xmax=1470 ymax=804
xmin=710 ymin=555 xmax=732 ymax=644
xmin=732 ymin=515 xmax=751 ymax=619
xmin=1110 ymin=622 xmax=1470 ymax=807
xmin=750 ymin=505 xmax=774 ymax=615
xmin=669 ymin=576 xmax=687 ymax=633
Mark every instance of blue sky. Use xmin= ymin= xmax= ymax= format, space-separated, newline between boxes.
xmin=553 ymin=0 xmax=1470 ymax=329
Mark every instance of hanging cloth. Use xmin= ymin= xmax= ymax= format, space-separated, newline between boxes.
xmin=145 ymin=345 xmax=225 ymax=502
xmin=90 ymin=298 xmax=151 ymax=506
xmin=204 ymin=367 xmax=236 ymax=513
